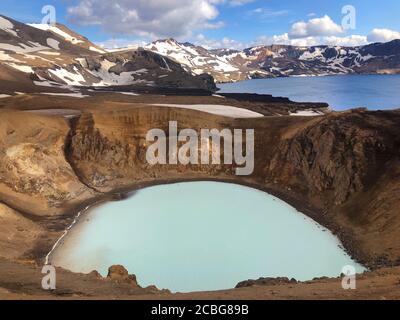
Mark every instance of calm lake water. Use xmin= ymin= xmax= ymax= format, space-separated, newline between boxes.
xmin=52 ymin=182 xmax=365 ymax=293
xmin=218 ymin=74 xmax=400 ymax=111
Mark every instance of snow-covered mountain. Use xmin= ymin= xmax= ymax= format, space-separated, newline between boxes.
xmin=2 ymin=13 xmax=400 ymax=94
xmin=145 ymin=39 xmax=270 ymax=83
xmin=242 ymin=42 xmax=400 ymax=77
xmin=146 ymin=39 xmax=400 ymax=82
xmin=0 ymin=15 xmax=216 ymax=94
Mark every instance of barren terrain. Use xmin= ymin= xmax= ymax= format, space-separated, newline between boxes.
xmin=0 ymin=92 xmax=399 ymax=299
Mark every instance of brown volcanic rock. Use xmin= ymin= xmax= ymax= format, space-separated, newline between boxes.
xmin=0 ymin=202 xmax=45 ymax=260
xmin=107 ymin=265 xmax=139 ymax=287
xmin=269 ymin=110 xmax=400 ymax=206
xmin=1 ymin=257 xmax=399 ymax=299
xmin=236 ymin=277 xmax=298 ymax=288
xmin=0 ymin=109 xmax=96 ymax=216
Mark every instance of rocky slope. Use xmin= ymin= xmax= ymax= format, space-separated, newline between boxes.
xmin=0 ymin=15 xmax=216 ymax=94
xmin=0 ymin=93 xmax=399 ymax=298
xmin=147 ymin=39 xmax=400 ymax=82
xmin=1 ymin=258 xmax=399 ymax=299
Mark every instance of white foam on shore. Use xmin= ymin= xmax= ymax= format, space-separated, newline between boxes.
xmin=45 ymin=205 xmax=90 ymax=265
xmin=151 ymin=104 xmax=264 ymax=118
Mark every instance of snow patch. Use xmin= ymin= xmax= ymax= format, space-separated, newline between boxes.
xmin=86 ymin=59 xmax=149 ymax=86
xmin=29 ymin=24 xmax=84 ymax=45
xmin=0 ymin=42 xmax=49 ymax=53
xmin=5 ymin=63 xmax=34 ymax=73
xmin=39 ymin=51 xmax=60 ymax=56
xmin=118 ymin=92 xmax=140 ymax=96
xmin=289 ymin=110 xmax=324 ymax=116
xmin=40 ymin=92 xmax=89 ymax=98
xmin=46 ymin=38 xmax=60 ymax=50
xmin=89 ymin=46 xmax=106 ymax=54
xmin=0 ymin=51 xmax=20 ymax=62
xmin=48 ymin=67 xmax=86 ymax=86
xmin=151 ymin=104 xmax=264 ymax=118
xmin=0 ymin=16 xmax=18 ymax=37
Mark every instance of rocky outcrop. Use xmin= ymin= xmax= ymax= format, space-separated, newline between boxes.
xmin=107 ymin=265 xmax=139 ymax=287
xmin=0 ymin=110 xmax=96 ymax=216
xmin=82 ymin=49 xmax=217 ymax=91
xmin=236 ymin=277 xmax=298 ymax=288
xmin=269 ymin=110 xmax=400 ymax=206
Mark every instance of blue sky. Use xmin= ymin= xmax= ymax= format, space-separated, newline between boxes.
xmin=1 ymin=0 xmax=400 ymax=49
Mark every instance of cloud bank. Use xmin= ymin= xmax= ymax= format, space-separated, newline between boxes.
xmin=368 ymin=28 xmax=400 ymax=43
xmin=68 ymin=2 xmax=400 ymax=49
xmin=68 ymin=0 xmax=223 ymax=39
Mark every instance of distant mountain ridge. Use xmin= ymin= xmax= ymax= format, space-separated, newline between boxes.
xmin=144 ymin=39 xmax=267 ymax=83
xmin=1 ymin=14 xmax=400 ymax=94
xmin=146 ymin=38 xmax=400 ymax=83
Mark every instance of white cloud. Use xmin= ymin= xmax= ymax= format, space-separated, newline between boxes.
xmin=96 ymin=38 xmax=148 ymax=49
xmin=255 ymin=33 xmax=290 ymax=45
xmin=195 ymin=34 xmax=246 ymax=50
xmin=249 ymin=8 xmax=290 ymax=18
xmin=254 ymin=33 xmax=368 ymax=47
xmin=252 ymin=15 xmax=367 ymax=47
xmin=290 ymin=35 xmax=367 ymax=47
xmin=289 ymin=15 xmax=343 ymax=38
xmin=323 ymin=35 xmax=368 ymax=47
xmin=229 ymin=0 xmax=255 ymax=6
xmin=67 ymin=4 xmax=398 ymax=50
xmin=68 ymin=0 xmax=224 ymax=39
xmin=367 ymin=28 xmax=400 ymax=43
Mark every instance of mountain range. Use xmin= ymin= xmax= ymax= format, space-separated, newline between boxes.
xmin=146 ymin=38 xmax=400 ymax=82
xmin=1 ymin=14 xmax=400 ymax=94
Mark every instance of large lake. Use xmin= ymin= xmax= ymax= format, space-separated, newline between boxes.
xmin=51 ymin=182 xmax=365 ymax=293
xmin=218 ymin=74 xmax=400 ymax=111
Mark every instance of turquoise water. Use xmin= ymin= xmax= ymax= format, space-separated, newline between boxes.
xmin=53 ymin=182 xmax=365 ymax=293
xmin=218 ymin=74 xmax=400 ymax=111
